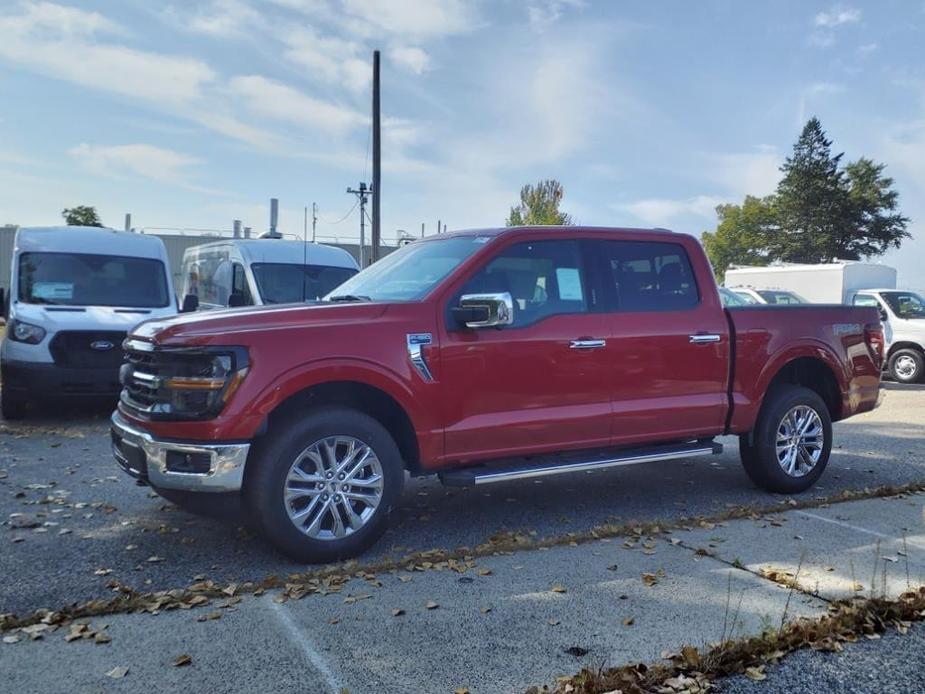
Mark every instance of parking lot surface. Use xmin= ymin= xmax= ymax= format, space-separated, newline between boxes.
xmin=1 ymin=383 xmax=924 ymax=692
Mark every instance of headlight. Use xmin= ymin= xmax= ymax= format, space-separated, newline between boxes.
xmin=9 ymin=320 xmax=46 ymax=344
xmin=120 ymin=346 xmax=249 ymax=420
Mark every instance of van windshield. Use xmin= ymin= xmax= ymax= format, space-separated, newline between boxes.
xmin=881 ymin=291 xmax=925 ymax=319
xmin=17 ymin=252 xmax=169 ymax=308
xmin=251 ymin=263 xmax=358 ymax=304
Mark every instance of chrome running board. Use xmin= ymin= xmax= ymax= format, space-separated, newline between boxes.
xmin=438 ymin=440 xmax=722 ymax=487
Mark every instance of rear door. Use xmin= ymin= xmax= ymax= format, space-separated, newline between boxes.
xmin=596 ymin=238 xmax=730 ymax=445
xmin=439 ymin=237 xmax=612 ymax=461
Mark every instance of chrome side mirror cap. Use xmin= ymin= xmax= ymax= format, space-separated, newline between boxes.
xmin=454 ymin=292 xmax=514 ymax=328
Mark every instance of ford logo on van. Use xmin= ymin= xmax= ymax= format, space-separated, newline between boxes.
xmin=90 ymin=340 xmax=115 ymax=351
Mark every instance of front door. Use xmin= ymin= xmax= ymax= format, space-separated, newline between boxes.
xmin=439 ymin=238 xmax=612 ymax=462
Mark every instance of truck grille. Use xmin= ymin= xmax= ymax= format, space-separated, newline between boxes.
xmin=120 ymin=344 xmax=163 ymax=414
xmin=49 ymin=331 xmax=127 ymax=369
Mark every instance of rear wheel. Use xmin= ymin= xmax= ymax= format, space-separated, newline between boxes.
xmin=739 ymin=385 xmax=832 ymax=494
xmin=1 ymin=390 xmax=27 ymax=420
xmin=244 ymin=407 xmax=404 ymax=563
xmin=888 ymin=348 xmax=924 ymax=384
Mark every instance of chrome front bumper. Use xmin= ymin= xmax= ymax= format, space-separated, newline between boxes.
xmin=110 ymin=411 xmax=249 ymax=493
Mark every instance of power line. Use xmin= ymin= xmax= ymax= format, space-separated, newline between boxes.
xmin=319 ymin=199 xmax=359 ymax=225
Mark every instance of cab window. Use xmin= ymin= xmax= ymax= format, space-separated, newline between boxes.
xmin=600 ymin=241 xmax=699 ymax=311
xmin=457 ymin=240 xmax=588 ymax=327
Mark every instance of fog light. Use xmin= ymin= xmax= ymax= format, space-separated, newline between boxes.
xmin=166 ymin=450 xmax=211 ymax=474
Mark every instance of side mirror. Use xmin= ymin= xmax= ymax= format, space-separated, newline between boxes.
xmin=879 ymin=308 xmax=888 ymax=323
xmin=181 ymin=294 xmax=200 ymax=313
xmin=227 ymin=292 xmax=246 ymax=308
xmin=452 ymin=292 xmax=514 ymax=329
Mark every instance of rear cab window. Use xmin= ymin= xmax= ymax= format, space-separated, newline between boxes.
xmin=599 ymin=241 xmax=700 ymax=312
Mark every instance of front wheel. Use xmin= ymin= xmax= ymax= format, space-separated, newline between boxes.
xmin=888 ymin=348 xmax=924 ymax=384
xmin=244 ymin=407 xmax=404 ymax=563
xmin=739 ymin=385 xmax=832 ymax=494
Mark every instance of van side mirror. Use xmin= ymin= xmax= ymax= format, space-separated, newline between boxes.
xmin=181 ymin=294 xmax=199 ymax=313
xmin=452 ymin=292 xmax=514 ymax=329
xmin=879 ymin=308 xmax=888 ymax=323
xmin=227 ymin=292 xmax=247 ymax=308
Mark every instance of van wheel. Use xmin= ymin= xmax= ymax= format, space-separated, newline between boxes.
xmin=739 ymin=385 xmax=832 ymax=494
xmin=888 ymin=348 xmax=924 ymax=384
xmin=1 ymin=391 xmax=27 ymax=420
xmin=244 ymin=407 xmax=404 ymax=563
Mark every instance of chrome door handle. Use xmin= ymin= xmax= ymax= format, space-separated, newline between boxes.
xmin=570 ymin=339 xmax=606 ymax=349
xmin=689 ymin=334 xmax=721 ymax=344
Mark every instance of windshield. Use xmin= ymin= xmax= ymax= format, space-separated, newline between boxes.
xmin=881 ymin=291 xmax=925 ymax=319
xmin=757 ymin=289 xmax=806 ymax=305
xmin=251 ymin=263 xmax=357 ymax=304
xmin=719 ymin=287 xmax=748 ymax=307
xmin=731 ymin=289 xmax=761 ymax=305
xmin=17 ymin=252 xmax=169 ymax=308
xmin=323 ymin=236 xmax=489 ymax=302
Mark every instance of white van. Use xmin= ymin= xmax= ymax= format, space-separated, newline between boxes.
xmin=178 ymin=239 xmax=358 ymax=310
xmin=851 ymin=289 xmax=925 ymax=384
xmin=0 ymin=226 xmax=177 ymax=418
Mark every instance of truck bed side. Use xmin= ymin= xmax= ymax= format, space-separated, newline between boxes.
xmin=725 ymin=304 xmax=882 ymax=434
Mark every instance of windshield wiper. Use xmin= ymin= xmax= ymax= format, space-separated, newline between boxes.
xmin=326 ymin=294 xmax=371 ymax=303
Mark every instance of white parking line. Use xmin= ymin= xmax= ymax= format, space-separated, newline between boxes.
xmin=267 ymin=599 xmax=344 ymax=693
xmin=797 ymin=510 xmax=925 ymax=551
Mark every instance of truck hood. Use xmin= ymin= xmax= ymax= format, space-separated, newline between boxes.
xmin=132 ymin=301 xmax=390 ymax=347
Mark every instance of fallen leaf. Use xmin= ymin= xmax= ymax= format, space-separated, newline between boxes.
xmin=94 ymin=632 xmax=112 ymax=645
xmin=173 ymin=654 xmax=192 ymax=667
xmin=745 ymin=666 xmax=766 ymax=681
xmin=642 ymin=573 xmax=659 ymax=587
xmin=94 ymin=568 xmax=112 ymax=576
xmin=547 ymin=618 xmax=560 ymax=626
xmin=477 ymin=567 xmax=492 ymax=576
xmin=563 ymin=646 xmax=588 ymax=657
xmin=480 ymin=607 xmax=492 ymax=614
xmin=550 ymin=583 xmax=568 ymax=594
xmin=425 ymin=601 xmax=439 ymax=610
xmin=391 ymin=609 xmax=405 ymax=617
xmin=106 ymin=666 xmax=129 ymax=679
xmin=623 ymin=616 xmax=635 ymax=626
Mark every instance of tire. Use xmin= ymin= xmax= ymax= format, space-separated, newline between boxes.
xmin=888 ymin=348 xmax=924 ymax=384
xmin=244 ymin=407 xmax=404 ymax=563
xmin=1 ymin=390 xmax=27 ymax=420
xmin=739 ymin=385 xmax=832 ymax=494
xmin=152 ymin=487 xmax=242 ymax=522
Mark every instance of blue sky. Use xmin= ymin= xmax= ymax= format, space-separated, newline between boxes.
xmin=1 ymin=0 xmax=923 ymax=286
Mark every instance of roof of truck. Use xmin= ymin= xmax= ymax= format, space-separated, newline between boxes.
xmin=184 ymin=239 xmax=358 ymax=269
xmin=15 ymin=226 xmax=168 ymax=259
xmin=436 ymin=225 xmax=679 ymax=239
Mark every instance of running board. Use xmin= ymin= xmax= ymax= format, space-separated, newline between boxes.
xmin=438 ymin=440 xmax=722 ymax=487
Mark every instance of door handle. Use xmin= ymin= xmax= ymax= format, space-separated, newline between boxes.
xmin=570 ymin=339 xmax=606 ymax=349
xmin=689 ymin=334 xmax=721 ymax=344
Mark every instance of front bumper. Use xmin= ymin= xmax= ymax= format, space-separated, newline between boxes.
xmin=110 ymin=411 xmax=250 ymax=493
xmin=2 ymin=359 xmax=121 ymax=397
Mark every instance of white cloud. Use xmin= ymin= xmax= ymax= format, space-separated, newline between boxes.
xmin=227 ymin=75 xmax=368 ymax=132
xmin=165 ymin=0 xmax=263 ymax=38
xmin=858 ymin=42 xmax=878 ymax=55
xmin=709 ymin=148 xmax=783 ymax=198
xmin=69 ymin=143 xmax=207 ymax=189
xmin=388 ymin=46 xmax=430 ymax=74
xmin=621 ymin=195 xmax=723 ymax=226
xmin=527 ymin=0 xmax=585 ymax=32
xmin=0 ymin=3 xmax=215 ymax=107
xmin=814 ymin=6 xmax=861 ymax=27
xmin=340 ymin=0 xmax=479 ymax=37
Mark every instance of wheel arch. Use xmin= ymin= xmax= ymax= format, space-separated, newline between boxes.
xmin=762 ymin=355 xmax=843 ymax=422
xmin=253 ymin=379 xmax=422 ymax=475
xmin=887 ymin=341 xmax=924 ymax=359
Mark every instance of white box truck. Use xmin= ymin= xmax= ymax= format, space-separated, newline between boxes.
xmin=724 ymin=261 xmax=897 ymax=304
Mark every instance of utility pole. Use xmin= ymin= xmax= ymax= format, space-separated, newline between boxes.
xmin=303 ymin=206 xmax=307 ymax=241
xmin=312 ymin=202 xmax=318 ymax=243
xmin=371 ymin=49 xmax=382 ymax=263
xmin=346 ymin=182 xmax=372 ymax=267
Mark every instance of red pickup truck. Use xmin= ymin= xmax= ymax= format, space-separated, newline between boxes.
xmin=111 ymin=227 xmax=883 ymax=562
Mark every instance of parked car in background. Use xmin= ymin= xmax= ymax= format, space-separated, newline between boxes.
xmin=725 ymin=261 xmax=897 ymax=304
xmin=718 ymin=286 xmax=749 ymax=307
xmin=110 ymin=226 xmax=882 ymax=562
xmin=179 ymin=239 xmax=358 ymax=311
xmin=728 ymin=287 xmax=808 ymax=305
xmin=0 ymin=226 xmax=176 ymax=419
xmin=851 ymin=289 xmax=925 ymax=383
